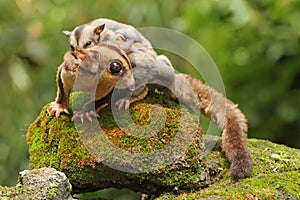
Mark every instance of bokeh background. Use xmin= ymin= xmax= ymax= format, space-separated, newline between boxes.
xmin=1 ymin=0 xmax=299 ymax=189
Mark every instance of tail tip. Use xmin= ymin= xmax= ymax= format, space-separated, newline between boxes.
xmin=230 ymin=156 xmax=253 ymax=181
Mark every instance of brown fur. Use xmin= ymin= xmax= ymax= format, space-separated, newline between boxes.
xmin=95 ymin=71 xmax=253 ymax=180
xmin=173 ymin=74 xmax=252 ymax=180
xmin=64 ymin=18 xmax=175 ymax=95
xmin=47 ymin=43 xmax=135 ymax=121
xmin=54 ymin=18 xmax=252 ymax=179
xmin=47 ymin=52 xmax=79 ymax=117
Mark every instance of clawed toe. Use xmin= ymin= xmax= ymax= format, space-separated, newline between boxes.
xmin=47 ymin=102 xmax=70 ymax=117
xmin=115 ymin=99 xmax=130 ymax=110
xmin=72 ymin=110 xmax=99 ymax=123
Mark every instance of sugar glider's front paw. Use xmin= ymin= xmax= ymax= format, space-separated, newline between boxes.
xmin=115 ymin=98 xmax=130 ymax=110
xmin=47 ymin=102 xmax=70 ymax=118
xmin=71 ymin=110 xmax=99 ymax=123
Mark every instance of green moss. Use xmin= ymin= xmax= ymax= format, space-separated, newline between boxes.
xmin=0 ymin=185 xmax=31 ymax=200
xmin=28 ymin=91 xmax=300 ymax=198
xmin=48 ymin=183 xmax=57 ymax=199
xmin=99 ymin=103 xmax=184 ymax=153
xmin=186 ymin=171 xmax=300 ymax=200
xmin=26 ymin=103 xmax=96 ymax=172
xmin=27 ymin=91 xmax=213 ymax=194
xmin=157 ymin=139 xmax=300 ymax=200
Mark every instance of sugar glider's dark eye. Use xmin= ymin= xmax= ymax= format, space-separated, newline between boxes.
xmin=85 ymin=41 xmax=93 ymax=48
xmin=109 ymin=60 xmax=123 ymax=75
xmin=70 ymin=45 xmax=75 ymax=51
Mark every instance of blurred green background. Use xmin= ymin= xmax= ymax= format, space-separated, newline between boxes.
xmin=0 ymin=0 xmax=299 ymax=189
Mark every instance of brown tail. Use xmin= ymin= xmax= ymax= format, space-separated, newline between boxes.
xmin=173 ymin=73 xmax=252 ymax=180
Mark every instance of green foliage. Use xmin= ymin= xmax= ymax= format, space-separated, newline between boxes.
xmin=0 ymin=0 xmax=299 ymax=188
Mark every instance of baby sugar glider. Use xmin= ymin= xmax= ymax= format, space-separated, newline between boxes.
xmin=63 ymin=18 xmax=152 ymax=50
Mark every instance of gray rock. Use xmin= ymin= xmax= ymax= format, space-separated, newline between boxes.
xmin=19 ymin=167 xmax=74 ymax=200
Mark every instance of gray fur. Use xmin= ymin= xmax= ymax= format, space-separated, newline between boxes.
xmin=64 ymin=18 xmax=175 ymax=96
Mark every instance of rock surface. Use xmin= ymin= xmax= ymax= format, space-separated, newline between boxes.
xmin=0 ymin=167 xmax=74 ymax=200
xmin=26 ymin=92 xmax=224 ymax=195
xmin=156 ymin=139 xmax=300 ymax=200
xmin=2 ymin=139 xmax=299 ymax=199
xmin=23 ymin=92 xmax=300 ymax=199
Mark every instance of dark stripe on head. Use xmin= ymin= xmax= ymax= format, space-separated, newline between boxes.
xmin=74 ymin=25 xmax=84 ymax=46
xmin=100 ymin=43 xmax=132 ymax=69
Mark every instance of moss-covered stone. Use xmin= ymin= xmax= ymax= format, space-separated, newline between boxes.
xmin=157 ymin=139 xmax=300 ymax=200
xmin=0 ymin=185 xmax=30 ymax=200
xmin=26 ymin=91 xmax=300 ymax=198
xmin=26 ymin=91 xmax=223 ymax=195
xmin=0 ymin=168 xmax=74 ymax=200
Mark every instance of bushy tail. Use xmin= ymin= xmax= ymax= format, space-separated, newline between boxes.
xmin=173 ymin=73 xmax=252 ymax=180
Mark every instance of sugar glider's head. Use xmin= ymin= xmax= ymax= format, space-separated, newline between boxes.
xmin=76 ymin=43 xmax=135 ymax=93
xmin=63 ymin=24 xmax=105 ymax=51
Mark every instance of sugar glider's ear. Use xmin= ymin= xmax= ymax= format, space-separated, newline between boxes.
xmin=62 ymin=30 xmax=72 ymax=37
xmin=94 ymin=24 xmax=105 ymax=35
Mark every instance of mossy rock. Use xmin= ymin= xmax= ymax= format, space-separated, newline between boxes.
xmin=15 ymin=89 xmax=300 ymax=199
xmin=157 ymin=139 xmax=300 ymax=200
xmin=0 ymin=186 xmax=29 ymax=200
xmin=26 ymin=91 xmax=224 ymax=195
xmin=0 ymin=167 xmax=74 ymax=200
